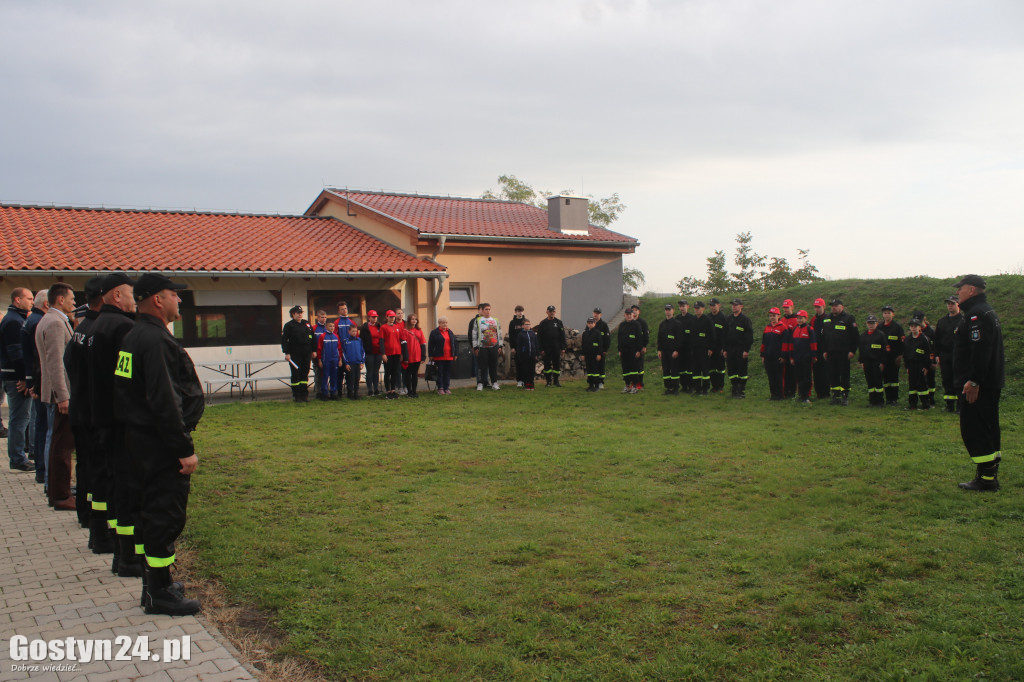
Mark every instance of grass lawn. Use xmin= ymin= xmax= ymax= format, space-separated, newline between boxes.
xmin=188 ymin=374 xmax=1023 ymax=680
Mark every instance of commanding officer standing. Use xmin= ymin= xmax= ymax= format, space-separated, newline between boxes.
xmin=115 ymin=274 xmax=204 ymax=615
xmin=707 ymin=298 xmax=727 ymax=393
xmin=952 ymin=275 xmax=1005 ymax=491
xmin=821 ymin=298 xmax=859 ymax=405
xmin=934 ymin=295 xmax=964 ymax=413
xmin=723 ymin=299 xmax=753 ymax=398
xmin=282 ymin=305 xmax=315 ymax=402
xmin=535 ymin=305 xmax=566 ymax=387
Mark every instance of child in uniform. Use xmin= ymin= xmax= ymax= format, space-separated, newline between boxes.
xmin=904 ymin=318 xmax=934 ymax=410
xmin=787 ymin=310 xmax=817 ymax=404
xmin=317 ymin=321 xmax=341 ymax=400
xmin=515 ymin=319 xmax=539 ymax=390
xmin=858 ymin=314 xmax=887 ymax=407
xmin=581 ymin=317 xmax=603 ymax=392
xmin=342 ymin=323 xmax=365 ymax=400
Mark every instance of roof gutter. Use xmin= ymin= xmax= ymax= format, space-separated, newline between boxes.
xmin=0 ymin=269 xmax=447 ymax=279
xmin=418 ymin=233 xmax=639 ymax=249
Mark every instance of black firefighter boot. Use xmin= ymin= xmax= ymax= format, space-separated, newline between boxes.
xmin=116 ymin=535 xmax=144 ymax=578
xmin=144 ymin=565 xmax=200 ymax=616
xmin=90 ymin=517 xmax=115 ymax=554
xmin=958 ymin=457 xmax=1001 ymax=492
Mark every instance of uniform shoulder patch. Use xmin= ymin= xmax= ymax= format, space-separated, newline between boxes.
xmin=114 ymin=350 xmax=133 ymax=378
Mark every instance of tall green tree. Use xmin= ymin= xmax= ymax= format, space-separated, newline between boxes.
xmin=676 ymin=234 xmax=823 ymax=295
xmin=482 ymin=175 xmax=627 ymax=228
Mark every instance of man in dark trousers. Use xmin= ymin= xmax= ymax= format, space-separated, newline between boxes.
xmin=592 ymin=307 xmax=610 ymax=389
xmin=952 ymin=275 xmax=1004 ymax=491
xmin=507 ymin=305 xmax=527 ymax=384
xmin=115 ymin=273 xmax=205 ymax=615
xmin=282 ymin=305 xmax=315 ymax=402
xmin=879 ymin=305 xmax=904 ymax=406
xmin=821 ymin=298 xmax=859 ymax=406
xmin=656 ymin=304 xmax=682 ymax=395
xmin=690 ymin=302 xmax=713 ymax=396
xmin=723 ymin=299 xmax=753 ymax=398
xmin=88 ymin=273 xmax=144 ymax=574
xmin=810 ymin=297 xmax=830 ymax=399
xmin=707 ymin=298 xmax=727 ymax=393
xmin=535 ymin=305 xmax=566 ymax=387
xmin=617 ymin=308 xmax=644 ymax=393
xmin=934 ymin=295 xmax=963 ymax=413
xmin=675 ymin=300 xmax=695 ymax=393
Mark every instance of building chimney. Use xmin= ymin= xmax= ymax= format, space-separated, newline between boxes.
xmin=547 ymin=195 xmax=590 ymax=235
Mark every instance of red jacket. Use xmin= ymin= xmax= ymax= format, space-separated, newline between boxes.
xmin=402 ymin=327 xmax=426 ymax=365
xmin=380 ymin=323 xmax=402 ymax=356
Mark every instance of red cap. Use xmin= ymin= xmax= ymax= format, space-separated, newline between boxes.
xmin=769 ymin=307 xmax=781 ymax=315
xmin=368 ymin=310 xmax=378 ymax=317
xmin=385 ymin=310 xmax=396 ymax=317
xmin=797 ymin=310 xmax=808 ymax=317
xmin=814 ymin=298 xmax=826 ymax=307
xmin=783 ymin=299 xmax=794 ymax=307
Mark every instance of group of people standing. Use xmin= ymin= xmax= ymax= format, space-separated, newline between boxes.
xmin=1 ymin=274 xmax=206 ymax=616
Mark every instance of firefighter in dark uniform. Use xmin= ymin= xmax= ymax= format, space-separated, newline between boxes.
xmin=656 ymin=304 xmax=682 ymax=395
xmin=904 ymin=318 xmax=934 ymax=410
xmin=821 ymin=298 xmax=858 ymax=405
xmin=592 ymin=307 xmax=610 ymax=389
xmin=858 ymin=314 xmax=887 ymax=407
xmin=690 ymin=301 xmax=713 ymax=396
xmin=282 ymin=305 xmax=315 ymax=402
xmin=915 ymin=309 xmax=938 ymax=407
xmin=878 ymin=304 xmax=904 ymax=406
xmin=952 ymin=275 xmax=1004 ymax=491
xmin=934 ymin=295 xmax=963 ymax=413
xmin=581 ymin=317 xmax=603 ymax=391
xmin=631 ymin=305 xmax=650 ymax=389
xmin=810 ymin=297 xmax=830 ymax=399
xmin=89 ymin=273 xmax=144 ymax=578
xmin=535 ymin=305 xmax=567 ymax=387
xmin=675 ymin=300 xmax=695 ymax=393
xmin=707 ymin=298 xmax=727 ymax=393
xmin=114 ymin=273 xmax=204 ymax=615
xmin=617 ymin=308 xmax=643 ymax=393
xmin=62 ymin=276 xmax=105 ymax=531
xmin=760 ymin=307 xmax=787 ymax=400
xmin=723 ymin=299 xmax=753 ymax=398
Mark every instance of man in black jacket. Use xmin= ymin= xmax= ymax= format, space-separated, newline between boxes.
xmin=656 ymin=304 xmax=681 ymax=395
xmin=282 ymin=305 xmax=315 ymax=402
xmin=592 ymin=307 xmax=610 ymax=389
xmin=934 ymin=296 xmax=963 ymax=413
xmin=535 ymin=305 xmax=566 ymax=387
xmin=708 ymin=298 xmax=728 ymax=393
xmin=821 ymin=299 xmax=859 ymax=406
xmin=879 ymin=305 xmax=904 ymax=406
xmin=723 ymin=299 xmax=753 ymax=398
xmin=114 ymin=273 xmax=205 ymax=615
xmin=952 ymin=275 xmax=1005 ymax=491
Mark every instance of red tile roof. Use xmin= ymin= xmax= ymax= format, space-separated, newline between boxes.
xmin=317 ymin=190 xmax=638 ymax=248
xmin=0 ymin=205 xmax=445 ymax=275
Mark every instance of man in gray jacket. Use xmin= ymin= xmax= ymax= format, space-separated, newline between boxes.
xmin=36 ymin=283 xmax=77 ymax=510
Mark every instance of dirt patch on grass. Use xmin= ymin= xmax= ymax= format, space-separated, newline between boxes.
xmin=175 ymin=546 xmax=325 ymax=682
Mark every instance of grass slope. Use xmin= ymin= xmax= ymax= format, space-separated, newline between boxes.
xmin=187 ymin=276 xmax=1023 ymax=681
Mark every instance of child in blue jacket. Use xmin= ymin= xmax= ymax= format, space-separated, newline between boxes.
xmin=317 ymin=321 xmax=341 ymax=400
xmin=342 ymin=324 xmax=366 ymax=399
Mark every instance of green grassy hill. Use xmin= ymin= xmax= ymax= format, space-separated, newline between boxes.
xmin=626 ymin=274 xmax=1023 ymax=385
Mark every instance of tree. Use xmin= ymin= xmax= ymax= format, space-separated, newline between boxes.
xmin=792 ymin=249 xmax=822 ymax=285
xmin=676 ymin=233 xmax=823 ymax=295
xmin=623 ymin=266 xmax=646 ymax=294
xmin=482 ymin=175 xmax=627 ymax=228
xmin=731 ymin=232 xmax=766 ymax=292
xmin=676 ymin=249 xmax=729 ymax=296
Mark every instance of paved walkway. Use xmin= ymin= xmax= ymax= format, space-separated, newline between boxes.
xmin=0 ymin=449 xmax=256 ymax=682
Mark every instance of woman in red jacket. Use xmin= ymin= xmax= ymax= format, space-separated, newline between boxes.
xmin=401 ymin=314 xmax=427 ymax=398
xmin=380 ymin=310 xmax=403 ymax=400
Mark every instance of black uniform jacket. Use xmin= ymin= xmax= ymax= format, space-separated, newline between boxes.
xmin=879 ymin=321 xmax=904 ymax=360
xmin=690 ymin=315 xmax=713 ymax=349
xmin=618 ymin=319 xmax=643 ymax=353
xmin=657 ymin=317 xmax=682 ymax=353
xmin=581 ymin=328 xmax=603 ymax=357
xmin=594 ymin=319 xmax=611 ymax=352
xmin=822 ymin=310 xmax=859 ymax=353
xmin=282 ymin=319 xmax=314 ymax=357
xmin=724 ymin=313 xmax=753 ymax=352
xmin=953 ymin=293 xmax=1004 ymax=391
xmin=934 ymin=312 xmax=962 ymax=360
xmin=858 ymin=329 xmax=887 ymax=364
xmin=535 ymin=317 xmax=567 ymax=352
xmin=63 ymin=309 xmax=99 ymax=427
xmin=88 ymin=305 xmax=136 ymax=428
xmin=904 ymin=333 xmax=934 ymax=366
xmin=114 ymin=314 xmax=205 ymax=461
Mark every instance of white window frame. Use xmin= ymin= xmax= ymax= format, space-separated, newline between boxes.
xmin=448 ymin=283 xmax=477 ymax=308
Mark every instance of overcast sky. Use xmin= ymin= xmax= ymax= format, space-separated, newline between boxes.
xmin=3 ymin=0 xmax=1023 ymax=292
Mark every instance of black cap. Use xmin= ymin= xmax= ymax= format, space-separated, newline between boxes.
xmin=866 ymin=314 xmax=878 ymax=323
xmin=709 ymin=298 xmax=720 ymax=305
xmin=945 ymin=295 xmax=959 ymax=304
xmin=593 ymin=307 xmax=602 ymax=313
xmin=134 ymin=273 xmax=187 ymax=301
xmin=100 ymin=272 xmax=136 ymax=296
xmin=830 ymin=298 xmax=843 ymax=306
xmin=880 ymin=304 xmax=894 ymax=312
xmin=586 ymin=317 xmax=595 ymax=323
xmin=954 ymin=274 xmax=986 ymax=289
xmin=913 ymin=309 xmax=925 ymax=319
xmin=547 ymin=305 xmax=556 ymax=311
xmin=694 ymin=301 xmax=706 ymax=308
xmin=83 ymin=276 xmax=106 ymax=300
xmin=664 ymin=304 xmax=673 ymax=309
xmin=730 ymin=299 xmax=743 ymax=305
xmin=289 ymin=305 xmax=304 ymax=315
xmin=908 ymin=318 xmax=923 ymax=327
xmin=678 ymin=300 xmax=687 ymax=306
